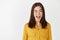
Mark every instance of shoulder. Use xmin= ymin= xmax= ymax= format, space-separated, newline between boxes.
xmin=47 ymin=22 xmax=51 ymax=29
xmin=47 ymin=22 xmax=51 ymax=26
xmin=24 ymin=23 xmax=29 ymax=29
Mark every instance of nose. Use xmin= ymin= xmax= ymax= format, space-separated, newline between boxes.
xmin=37 ymin=11 xmax=40 ymax=15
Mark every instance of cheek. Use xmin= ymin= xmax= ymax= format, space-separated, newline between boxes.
xmin=40 ymin=12 xmax=43 ymax=17
xmin=34 ymin=12 xmax=36 ymax=17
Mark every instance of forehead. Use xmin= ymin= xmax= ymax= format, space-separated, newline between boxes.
xmin=34 ymin=6 xmax=42 ymax=10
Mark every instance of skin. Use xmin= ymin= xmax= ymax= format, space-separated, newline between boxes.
xmin=34 ymin=6 xmax=43 ymax=28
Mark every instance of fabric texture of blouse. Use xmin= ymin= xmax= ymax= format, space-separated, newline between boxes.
xmin=22 ymin=22 xmax=52 ymax=40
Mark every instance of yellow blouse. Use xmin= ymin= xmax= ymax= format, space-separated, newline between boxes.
xmin=22 ymin=22 xmax=52 ymax=40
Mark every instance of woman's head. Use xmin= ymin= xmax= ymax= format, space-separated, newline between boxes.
xmin=34 ymin=6 xmax=43 ymax=22
xmin=29 ymin=2 xmax=47 ymax=28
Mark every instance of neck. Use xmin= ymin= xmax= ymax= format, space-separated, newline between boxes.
xmin=36 ymin=21 xmax=40 ymax=27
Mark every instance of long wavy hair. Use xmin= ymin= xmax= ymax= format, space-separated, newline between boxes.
xmin=28 ymin=2 xmax=47 ymax=28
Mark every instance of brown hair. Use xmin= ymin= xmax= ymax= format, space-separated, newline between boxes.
xmin=28 ymin=2 xmax=47 ymax=28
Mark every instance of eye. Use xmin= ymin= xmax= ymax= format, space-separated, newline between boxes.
xmin=34 ymin=10 xmax=37 ymax=13
xmin=39 ymin=9 xmax=43 ymax=12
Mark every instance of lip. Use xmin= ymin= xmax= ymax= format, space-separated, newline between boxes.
xmin=36 ymin=16 xmax=40 ymax=18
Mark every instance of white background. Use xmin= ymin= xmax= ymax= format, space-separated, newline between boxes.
xmin=0 ymin=0 xmax=60 ymax=40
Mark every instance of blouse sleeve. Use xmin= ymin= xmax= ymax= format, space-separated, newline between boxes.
xmin=48 ymin=23 xmax=52 ymax=40
xmin=22 ymin=24 xmax=28 ymax=40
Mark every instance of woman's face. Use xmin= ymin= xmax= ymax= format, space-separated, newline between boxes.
xmin=34 ymin=6 xmax=43 ymax=22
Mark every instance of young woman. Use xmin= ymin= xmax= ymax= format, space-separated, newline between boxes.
xmin=22 ymin=2 xmax=52 ymax=40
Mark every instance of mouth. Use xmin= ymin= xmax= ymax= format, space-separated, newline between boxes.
xmin=36 ymin=16 xmax=40 ymax=19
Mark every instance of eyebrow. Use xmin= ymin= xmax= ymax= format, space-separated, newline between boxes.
xmin=34 ymin=9 xmax=42 ymax=11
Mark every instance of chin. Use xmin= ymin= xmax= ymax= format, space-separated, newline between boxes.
xmin=36 ymin=20 xmax=40 ymax=22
